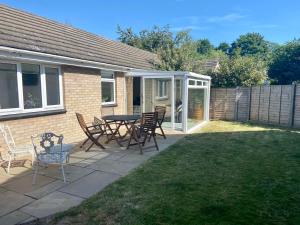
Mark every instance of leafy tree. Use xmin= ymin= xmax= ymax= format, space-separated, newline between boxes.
xmin=117 ymin=25 xmax=197 ymax=71
xmin=196 ymin=39 xmax=214 ymax=55
xmin=117 ymin=26 xmax=141 ymax=48
xmin=229 ymin=33 xmax=269 ymax=57
xmin=268 ymin=40 xmax=300 ymax=84
xmin=117 ymin=25 xmax=173 ymax=52
xmin=209 ymin=55 xmax=267 ymax=87
xmin=216 ymin=42 xmax=230 ymax=54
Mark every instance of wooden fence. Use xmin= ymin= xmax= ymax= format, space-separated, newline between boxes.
xmin=210 ymin=85 xmax=300 ymax=128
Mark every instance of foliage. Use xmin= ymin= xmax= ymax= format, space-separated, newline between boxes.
xmin=196 ymin=39 xmax=214 ymax=54
xmin=117 ymin=25 xmax=300 ymax=86
xmin=229 ymin=32 xmax=269 ymax=58
xmin=268 ymin=40 xmax=300 ymax=84
xmin=51 ymin=121 xmax=300 ymax=225
xmin=210 ymin=55 xmax=267 ymax=87
xmin=216 ymin=42 xmax=230 ymax=54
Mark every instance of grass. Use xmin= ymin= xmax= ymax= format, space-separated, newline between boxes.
xmin=52 ymin=121 xmax=300 ymax=225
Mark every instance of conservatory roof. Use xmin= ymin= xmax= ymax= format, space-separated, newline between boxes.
xmin=126 ymin=70 xmax=211 ymax=80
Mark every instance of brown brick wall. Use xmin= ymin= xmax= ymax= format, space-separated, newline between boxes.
xmin=0 ymin=66 xmax=126 ymax=152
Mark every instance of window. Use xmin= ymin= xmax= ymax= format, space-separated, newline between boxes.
xmin=101 ymin=70 xmax=115 ymax=105
xmin=45 ymin=67 xmax=60 ymax=106
xmin=0 ymin=63 xmax=19 ymax=110
xmin=0 ymin=62 xmax=63 ymax=116
xmin=157 ymin=80 xmax=168 ymax=99
xmin=22 ymin=64 xmax=42 ymax=109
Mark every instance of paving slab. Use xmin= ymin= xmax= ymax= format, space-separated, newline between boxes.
xmin=40 ymin=165 xmax=94 ymax=182
xmin=86 ymin=159 xmax=140 ymax=176
xmin=71 ymin=151 xmax=110 ymax=167
xmin=0 ymin=210 xmax=32 ymax=225
xmin=118 ymin=152 xmax=152 ymax=163
xmin=0 ymin=167 xmax=32 ymax=185
xmin=2 ymin=174 xmax=55 ymax=194
xmin=20 ymin=191 xmax=84 ymax=218
xmin=0 ymin=191 xmax=34 ymax=217
xmin=59 ymin=171 xmax=120 ymax=198
xmin=68 ymin=150 xmax=100 ymax=164
xmin=25 ymin=180 xmax=67 ymax=199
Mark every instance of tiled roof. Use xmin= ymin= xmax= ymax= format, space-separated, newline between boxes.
xmin=0 ymin=4 xmax=157 ymax=69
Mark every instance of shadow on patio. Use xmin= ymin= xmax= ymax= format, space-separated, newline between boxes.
xmin=0 ymin=128 xmax=185 ymax=225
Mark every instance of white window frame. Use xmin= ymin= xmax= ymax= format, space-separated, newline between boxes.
xmin=156 ymin=80 xmax=168 ymax=100
xmin=101 ymin=71 xmax=116 ymax=105
xmin=188 ymin=78 xmax=209 ymax=88
xmin=0 ymin=61 xmax=64 ymax=116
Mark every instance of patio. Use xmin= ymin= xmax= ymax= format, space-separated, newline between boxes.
xmin=0 ymin=128 xmax=185 ymax=225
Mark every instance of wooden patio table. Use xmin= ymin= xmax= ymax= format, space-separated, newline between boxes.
xmin=102 ymin=115 xmax=141 ymax=147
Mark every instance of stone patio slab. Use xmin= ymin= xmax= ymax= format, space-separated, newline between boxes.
xmin=86 ymin=159 xmax=141 ymax=176
xmin=40 ymin=165 xmax=94 ymax=182
xmin=0 ymin=191 xmax=34 ymax=217
xmin=0 ymin=210 xmax=32 ymax=225
xmin=20 ymin=191 xmax=84 ymax=218
xmin=71 ymin=151 xmax=110 ymax=167
xmin=59 ymin=171 xmax=120 ymax=198
xmin=25 ymin=180 xmax=67 ymax=199
xmin=68 ymin=149 xmax=100 ymax=164
xmin=2 ymin=174 xmax=55 ymax=194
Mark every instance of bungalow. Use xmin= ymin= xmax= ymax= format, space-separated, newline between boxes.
xmin=0 ymin=4 xmax=211 ymax=148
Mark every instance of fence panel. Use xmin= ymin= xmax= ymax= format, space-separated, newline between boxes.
xmin=293 ymin=85 xmax=300 ymax=127
xmin=210 ymin=85 xmax=299 ymax=128
xmin=279 ymin=85 xmax=293 ymax=126
xmin=250 ymin=86 xmax=260 ymax=121
xmin=225 ymin=88 xmax=236 ymax=120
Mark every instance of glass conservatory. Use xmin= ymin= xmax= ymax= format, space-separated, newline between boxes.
xmin=126 ymin=70 xmax=211 ymax=133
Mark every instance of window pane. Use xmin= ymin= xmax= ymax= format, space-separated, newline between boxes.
xmin=189 ymin=80 xmax=195 ymax=85
xmin=45 ymin=67 xmax=60 ymax=105
xmin=101 ymin=71 xmax=114 ymax=79
xmin=102 ymin=81 xmax=114 ymax=103
xmin=22 ymin=64 xmax=42 ymax=109
xmin=0 ymin=63 xmax=19 ymax=109
xmin=197 ymin=81 xmax=202 ymax=86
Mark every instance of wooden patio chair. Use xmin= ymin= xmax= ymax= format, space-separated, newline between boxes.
xmin=75 ymin=113 xmax=105 ymax=151
xmin=154 ymin=106 xmax=167 ymax=139
xmin=127 ymin=112 xmax=159 ymax=154
xmin=93 ymin=117 xmax=120 ymax=144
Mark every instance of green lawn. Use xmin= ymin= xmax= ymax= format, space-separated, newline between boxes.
xmin=52 ymin=121 xmax=300 ymax=225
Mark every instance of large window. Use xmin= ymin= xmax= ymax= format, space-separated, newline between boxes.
xmin=0 ymin=62 xmax=63 ymax=116
xmin=101 ymin=70 xmax=115 ymax=105
xmin=0 ymin=63 xmax=19 ymax=110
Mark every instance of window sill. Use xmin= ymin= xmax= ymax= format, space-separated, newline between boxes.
xmin=0 ymin=109 xmax=67 ymax=121
xmin=102 ymin=103 xmax=118 ymax=107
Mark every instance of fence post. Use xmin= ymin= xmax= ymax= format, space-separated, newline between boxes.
xmin=289 ymin=84 xmax=297 ymax=127
xmin=257 ymin=86 xmax=262 ymax=122
xmin=248 ymin=86 xmax=252 ymax=121
xmin=234 ymin=87 xmax=239 ymax=121
xmin=267 ymin=85 xmax=272 ymax=123
xmin=278 ymin=85 xmax=283 ymax=125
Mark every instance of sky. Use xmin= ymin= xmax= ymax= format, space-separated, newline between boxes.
xmin=2 ymin=0 xmax=300 ymax=46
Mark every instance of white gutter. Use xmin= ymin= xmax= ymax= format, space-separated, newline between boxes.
xmin=0 ymin=46 xmax=134 ymax=72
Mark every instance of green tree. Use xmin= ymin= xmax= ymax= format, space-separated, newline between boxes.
xmin=117 ymin=26 xmax=141 ymax=48
xmin=209 ymin=55 xmax=267 ymax=87
xmin=196 ymin=39 xmax=214 ymax=55
xmin=216 ymin=42 xmax=230 ymax=54
xmin=117 ymin=25 xmax=197 ymax=71
xmin=268 ymin=40 xmax=300 ymax=84
xmin=230 ymin=33 xmax=269 ymax=57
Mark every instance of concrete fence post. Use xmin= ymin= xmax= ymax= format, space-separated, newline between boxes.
xmin=289 ymin=84 xmax=297 ymax=127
